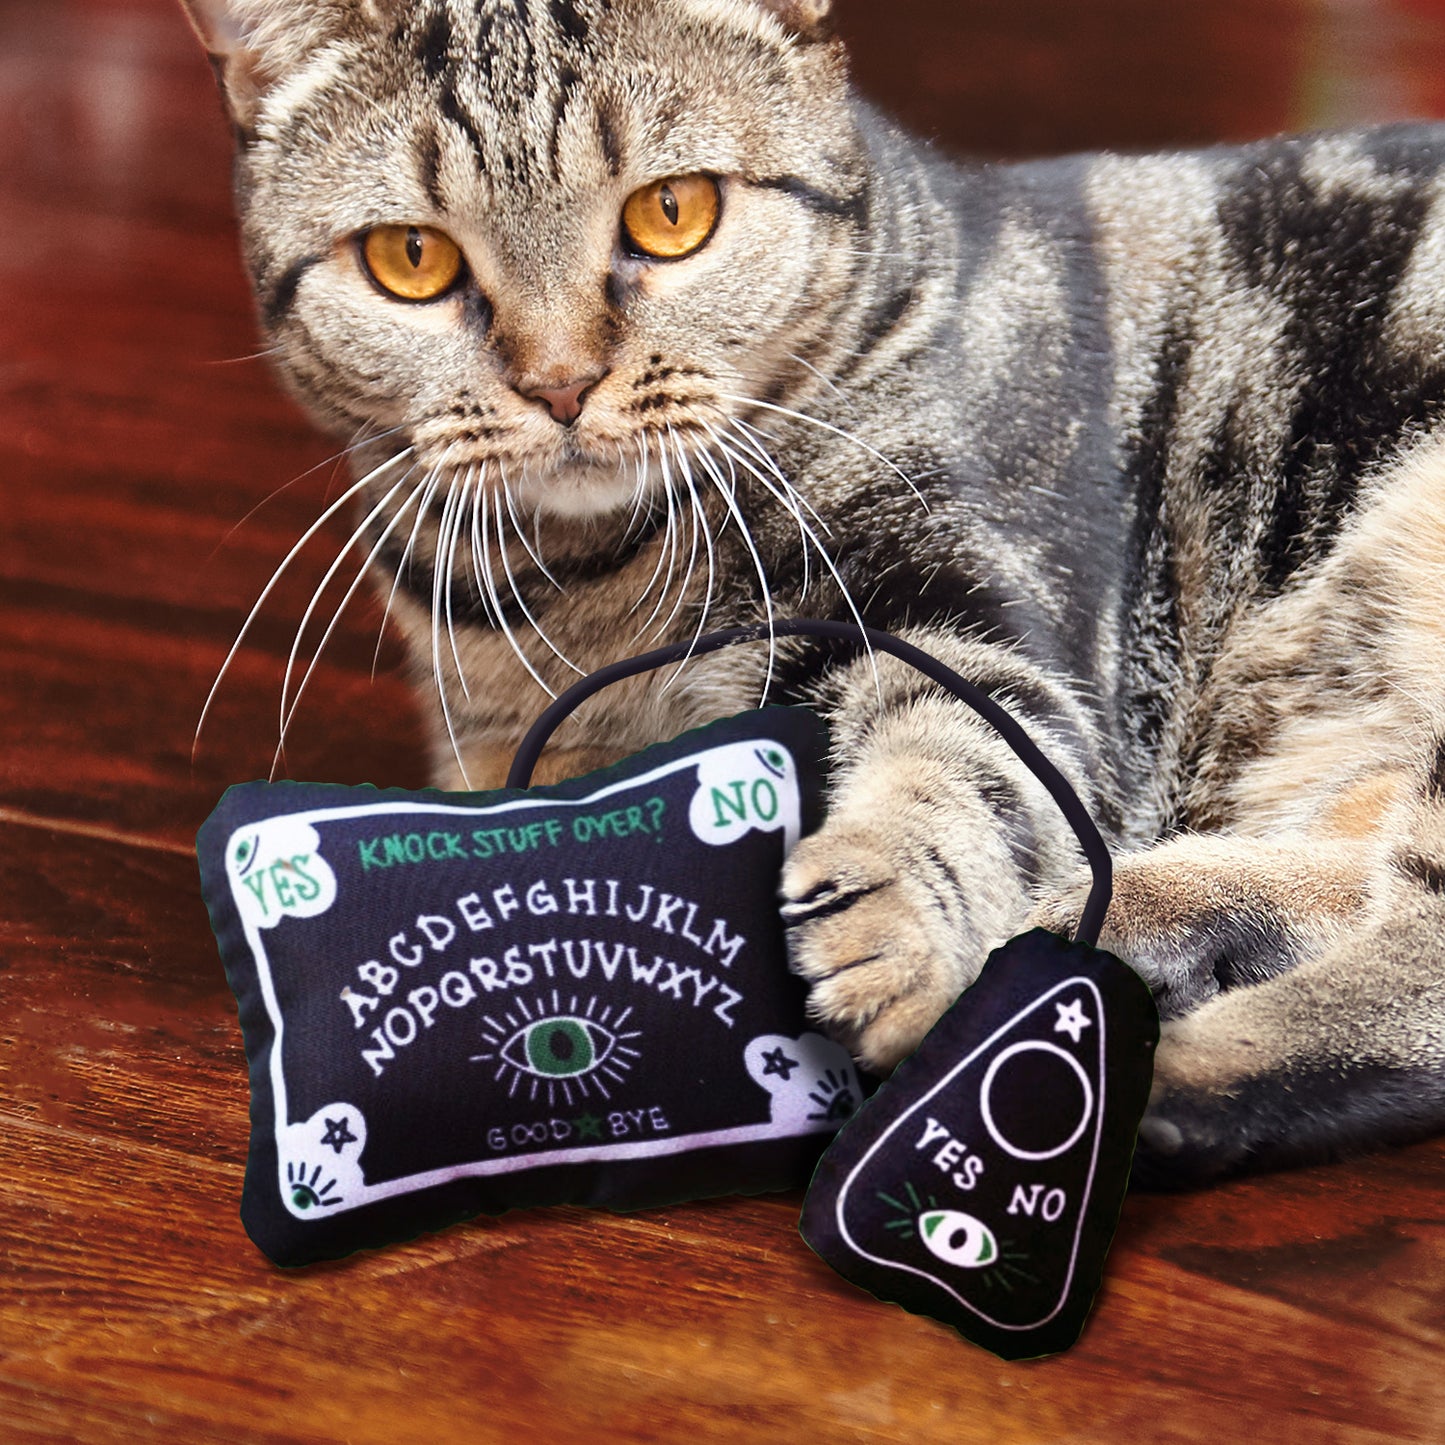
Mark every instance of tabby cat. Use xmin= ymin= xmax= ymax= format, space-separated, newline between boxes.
xmin=181 ymin=0 xmax=1445 ymax=1187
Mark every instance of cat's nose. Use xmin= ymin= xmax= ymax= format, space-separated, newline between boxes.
xmin=519 ymin=370 xmax=609 ymax=426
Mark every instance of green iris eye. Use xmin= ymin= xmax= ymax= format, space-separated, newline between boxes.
xmin=526 ymin=1020 xmax=597 ymax=1078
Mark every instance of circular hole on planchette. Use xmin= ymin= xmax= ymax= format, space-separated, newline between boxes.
xmin=979 ymin=1041 xmax=1094 ymax=1162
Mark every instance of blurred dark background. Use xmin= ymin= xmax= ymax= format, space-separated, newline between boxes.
xmin=837 ymin=0 xmax=1445 ymax=158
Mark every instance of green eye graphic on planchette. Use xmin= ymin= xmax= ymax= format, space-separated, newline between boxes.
xmin=919 ymin=1209 xmax=998 ymax=1268
xmin=878 ymin=1183 xmax=1038 ymax=1283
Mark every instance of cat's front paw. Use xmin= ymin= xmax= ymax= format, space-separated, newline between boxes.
xmin=779 ymin=829 xmax=975 ymax=1072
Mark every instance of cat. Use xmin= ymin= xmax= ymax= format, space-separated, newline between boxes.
xmin=180 ymin=0 xmax=1445 ymax=1188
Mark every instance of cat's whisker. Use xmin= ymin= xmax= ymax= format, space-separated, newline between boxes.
xmin=694 ymin=444 xmax=778 ymax=705
xmin=468 ymin=463 xmax=500 ymax=629
xmin=725 ymin=418 xmax=834 ymax=537
xmin=622 ymin=431 xmax=654 ymax=545
xmin=720 ymin=390 xmax=931 ymax=512
xmin=626 ymin=435 xmax=675 ymax=624
xmin=718 ymin=420 xmax=823 ymax=599
xmin=712 ymin=434 xmax=883 ymax=699
xmin=477 ymin=474 xmax=558 ymax=699
xmin=192 ymin=445 xmax=415 ymax=762
xmin=273 ymin=457 xmax=422 ymax=757
xmin=661 ymin=448 xmax=721 ymax=691
xmin=634 ymin=435 xmax=684 ymax=637
xmin=208 ymin=424 xmax=408 ymax=560
xmin=204 ymin=345 xmax=286 ymax=366
xmin=526 ymin=485 xmax=556 ymax=587
xmin=442 ymin=471 xmax=473 ymax=702
xmin=493 ymin=478 xmax=585 ymax=676
xmin=501 ymin=469 xmax=564 ymax=592
xmin=648 ymin=426 xmax=703 ymax=642
xmin=371 ymin=460 xmax=446 ymax=680
xmin=270 ymin=471 xmax=427 ymax=768
xmin=709 ymin=423 xmax=744 ymax=545
xmin=709 ymin=418 xmax=816 ymax=597
xmin=430 ymin=465 xmax=471 ymax=786
xmin=786 ymin=351 xmax=855 ymax=410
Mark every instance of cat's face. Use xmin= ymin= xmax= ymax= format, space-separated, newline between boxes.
xmin=185 ymin=0 xmax=861 ymax=519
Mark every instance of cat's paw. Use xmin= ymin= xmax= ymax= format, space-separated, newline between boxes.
xmin=779 ymin=829 xmax=973 ymax=1072
xmin=1128 ymin=1014 xmax=1261 ymax=1188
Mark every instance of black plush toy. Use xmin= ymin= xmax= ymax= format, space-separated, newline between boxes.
xmin=799 ymin=926 xmax=1157 ymax=1359
xmin=199 ymin=702 xmax=863 ymax=1267
xmin=200 ymin=619 xmax=1156 ymax=1358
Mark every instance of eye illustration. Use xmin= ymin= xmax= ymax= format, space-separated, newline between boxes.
xmin=879 ymin=1181 xmax=1037 ymax=1289
xmin=807 ymin=1069 xmax=857 ymax=1123
xmin=503 ymin=1015 xmax=615 ymax=1078
xmin=473 ymin=994 xmax=642 ymax=1105
xmin=755 ymin=747 xmax=789 ymax=781
xmin=622 ymin=175 xmax=721 ymax=260
xmin=918 ymin=1209 xmax=999 ymax=1269
xmin=359 ymin=223 xmax=464 ymax=301
xmin=286 ymin=1161 xmax=342 ymax=1211
xmin=232 ymin=833 xmax=260 ymax=877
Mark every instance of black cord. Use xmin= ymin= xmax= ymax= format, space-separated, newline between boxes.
xmin=507 ymin=620 xmax=1112 ymax=948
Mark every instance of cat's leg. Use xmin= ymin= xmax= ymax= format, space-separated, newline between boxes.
xmin=1129 ymin=788 xmax=1445 ymax=1186
xmin=1031 ymin=754 xmax=1445 ymax=1185
xmin=1031 ymin=832 xmax=1370 ymax=1019
xmin=1137 ymin=893 xmax=1445 ymax=1187
xmin=1058 ymin=434 xmax=1445 ymax=1183
xmin=781 ymin=630 xmax=1106 ymax=1070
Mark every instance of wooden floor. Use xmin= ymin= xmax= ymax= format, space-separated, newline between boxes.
xmin=5 ymin=0 xmax=1445 ymax=1440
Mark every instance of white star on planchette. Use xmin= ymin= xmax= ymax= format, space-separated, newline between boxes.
xmin=1053 ymin=998 xmax=1092 ymax=1044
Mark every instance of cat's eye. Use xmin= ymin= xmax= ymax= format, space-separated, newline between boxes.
xmin=621 ymin=175 xmax=721 ymax=260
xmin=359 ymin=224 xmax=464 ymax=301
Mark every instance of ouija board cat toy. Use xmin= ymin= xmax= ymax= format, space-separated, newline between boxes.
xmin=199 ymin=619 xmax=1157 ymax=1360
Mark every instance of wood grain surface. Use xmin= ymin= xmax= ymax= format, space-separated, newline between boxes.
xmin=4 ymin=1 xmax=1445 ymax=1441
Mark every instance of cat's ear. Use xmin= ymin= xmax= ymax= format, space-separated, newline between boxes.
xmin=754 ymin=0 xmax=833 ymax=40
xmin=177 ymin=1 xmax=390 ymax=132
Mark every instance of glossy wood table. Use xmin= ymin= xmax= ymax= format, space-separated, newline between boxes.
xmin=4 ymin=1 xmax=1445 ymax=1440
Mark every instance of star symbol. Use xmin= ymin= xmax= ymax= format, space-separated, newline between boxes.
xmin=320 ymin=1117 xmax=357 ymax=1154
xmin=1053 ymin=998 xmax=1092 ymax=1044
xmin=761 ymin=1047 xmax=800 ymax=1081
xmin=574 ymin=1113 xmax=604 ymax=1141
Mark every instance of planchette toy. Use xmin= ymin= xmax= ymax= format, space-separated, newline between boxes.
xmin=799 ymin=924 xmax=1158 ymax=1360
xmin=749 ymin=626 xmax=1158 ymax=1361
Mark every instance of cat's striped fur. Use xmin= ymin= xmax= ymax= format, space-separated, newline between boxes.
xmin=184 ymin=0 xmax=1445 ymax=1185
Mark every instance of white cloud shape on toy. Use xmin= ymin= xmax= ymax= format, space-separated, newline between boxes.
xmin=688 ymin=740 xmax=803 ymax=851
xmin=227 ymin=819 xmax=338 ymax=930
xmin=745 ymin=1032 xmax=861 ymax=1130
xmin=277 ymin=1103 xmax=368 ymax=1220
